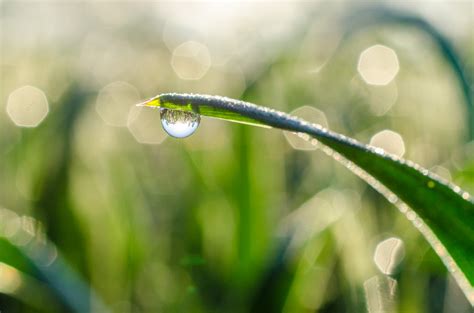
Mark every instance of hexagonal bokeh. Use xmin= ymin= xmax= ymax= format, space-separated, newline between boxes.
xmin=369 ymin=129 xmax=406 ymax=157
xmin=6 ymin=86 xmax=49 ymax=127
xmin=364 ymin=275 xmax=397 ymax=312
xmin=127 ymin=106 xmax=167 ymax=145
xmin=283 ymin=106 xmax=329 ymax=150
xmin=96 ymin=81 xmax=140 ymax=127
xmin=171 ymin=41 xmax=211 ymax=80
xmin=358 ymin=44 xmax=399 ymax=86
xmin=373 ymin=237 xmax=405 ymax=275
xmin=0 ymin=207 xmax=21 ymax=239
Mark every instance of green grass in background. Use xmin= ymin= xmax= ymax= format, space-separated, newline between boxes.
xmin=0 ymin=2 xmax=473 ymax=312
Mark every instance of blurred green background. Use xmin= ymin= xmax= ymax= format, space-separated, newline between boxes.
xmin=0 ymin=1 xmax=473 ymax=312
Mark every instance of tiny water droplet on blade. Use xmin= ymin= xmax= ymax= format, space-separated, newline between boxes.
xmin=160 ymin=108 xmax=200 ymax=138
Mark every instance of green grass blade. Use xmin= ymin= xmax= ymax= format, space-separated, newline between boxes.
xmin=141 ymin=93 xmax=474 ymax=304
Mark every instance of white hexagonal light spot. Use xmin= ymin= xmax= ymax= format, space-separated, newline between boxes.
xmin=370 ymin=129 xmax=406 ymax=157
xmin=0 ymin=208 xmax=21 ymax=239
xmin=96 ymin=81 xmax=140 ymax=127
xmin=358 ymin=44 xmax=399 ymax=86
xmin=6 ymin=86 xmax=49 ymax=127
xmin=373 ymin=237 xmax=405 ymax=275
xmin=364 ymin=275 xmax=397 ymax=312
xmin=284 ymin=106 xmax=329 ymax=150
xmin=171 ymin=41 xmax=211 ymax=80
xmin=127 ymin=106 xmax=167 ymax=145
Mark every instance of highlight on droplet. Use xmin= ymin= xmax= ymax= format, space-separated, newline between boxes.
xmin=160 ymin=108 xmax=200 ymax=138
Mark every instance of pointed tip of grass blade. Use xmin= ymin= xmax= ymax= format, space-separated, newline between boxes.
xmin=135 ymin=96 xmax=161 ymax=108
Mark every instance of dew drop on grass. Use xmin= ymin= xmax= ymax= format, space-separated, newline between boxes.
xmin=160 ymin=108 xmax=200 ymax=138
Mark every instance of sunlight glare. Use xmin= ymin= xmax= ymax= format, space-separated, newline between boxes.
xmin=358 ymin=45 xmax=400 ymax=86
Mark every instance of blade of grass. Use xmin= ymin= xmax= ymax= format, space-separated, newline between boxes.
xmin=140 ymin=93 xmax=474 ymax=305
xmin=0 ymin=237 xmax=109 ymax=313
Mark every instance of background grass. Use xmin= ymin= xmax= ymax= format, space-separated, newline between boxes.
xmin=0 ymin=1 xmax=473 ymax=312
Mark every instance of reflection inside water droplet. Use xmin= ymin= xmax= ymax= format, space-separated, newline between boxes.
xmin=160 ymin=108 xmax=200 ymax=138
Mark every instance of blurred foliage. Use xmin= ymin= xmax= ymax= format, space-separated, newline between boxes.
xmin=0 ymin=1 xmax=473 ymax=313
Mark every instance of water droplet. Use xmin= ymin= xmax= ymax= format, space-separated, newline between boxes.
xmin=160 ymin=108 xmax=200 ymax=138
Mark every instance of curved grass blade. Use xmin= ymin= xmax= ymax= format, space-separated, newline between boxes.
xmin=0 ymin=206 xmax=110 ymax=312
xmin=0 ymin=237 xmax=109 ymax=312
xmin=140 ymin=93 xmax=474 ymax=304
